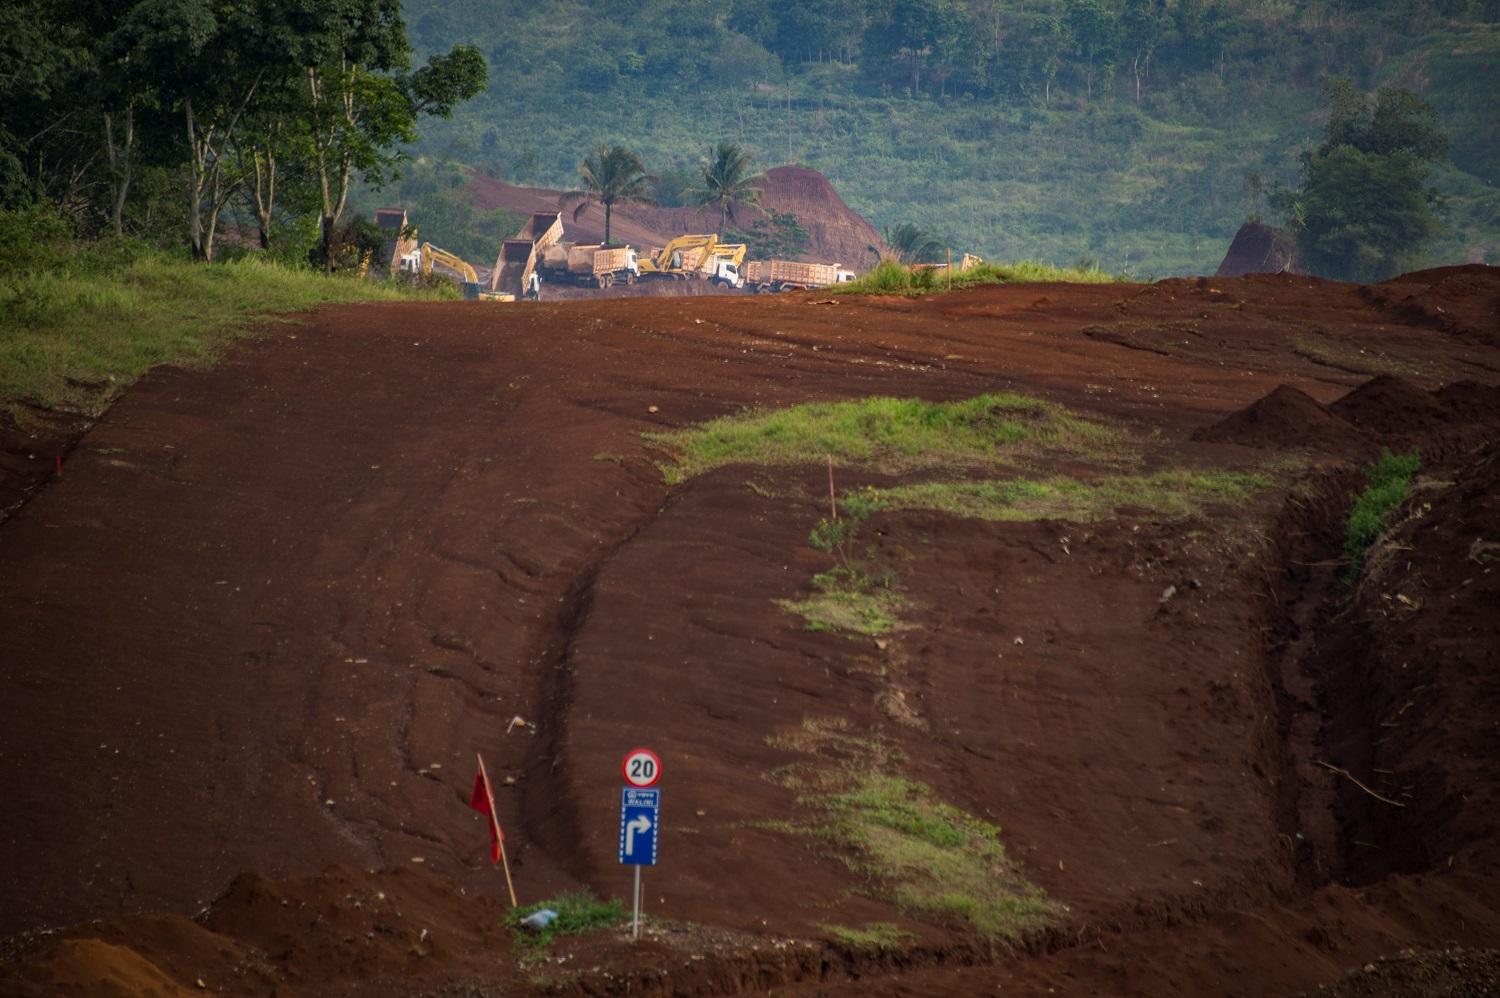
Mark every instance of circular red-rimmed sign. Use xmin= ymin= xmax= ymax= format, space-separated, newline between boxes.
xmin=621 ymin=747 xmax=662 ymax=788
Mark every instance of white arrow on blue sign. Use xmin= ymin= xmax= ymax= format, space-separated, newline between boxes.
xmin=619 ymin=788 xmax=660 ymax=866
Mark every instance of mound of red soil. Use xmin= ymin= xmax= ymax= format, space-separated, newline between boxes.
xmin=1216 ymin=220 xmax=1301 ymax=278
xmin=1193 ymin=383 xmax=1367 ymax=451
xmin=1329 ymin=374 xmax=1449 ymax=435
xmin=1435 ymin=380 xmax=1500 ymax=420
xmin=1363 ymin=265 xmax=1500 ymax=348
xmin=463 ymin=165 xmax=887 ymax=268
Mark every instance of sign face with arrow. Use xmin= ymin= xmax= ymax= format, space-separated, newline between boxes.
xmin=618 ymin=788 xmax=660 ymax=866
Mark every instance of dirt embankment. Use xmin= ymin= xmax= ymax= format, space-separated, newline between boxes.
xmin=463 ymin=165 xmax=887 ymax=268
xmin=2 ymin=266 xmax=1500 ymax=996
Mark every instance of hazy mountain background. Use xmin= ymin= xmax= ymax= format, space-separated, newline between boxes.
xmin=398 ymin=0 xmax=1500 ymax=276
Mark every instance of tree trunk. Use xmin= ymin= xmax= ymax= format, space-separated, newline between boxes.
xmin=603 ymin=201 xmax=612 ymax=246
xmin=185 ymin=98 xmax=210 ymax=261
xmin=1132 ymin=53 xmax=1141 ymax=104
xmin=103 ymin=104 xmax=135 ymax=238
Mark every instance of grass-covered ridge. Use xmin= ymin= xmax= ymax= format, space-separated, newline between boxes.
xmin=1343 ymin=448 xmax=1421 ymax=582
xmin=866 ymin=469 xmax=1272 ymax=522
xmin=647 ymin=393 xmax=1119 ymax=483
xmin=768 ymin=717 xmax=1053 ymax=940
xmin=831 ymin=259 xmax=1123 ymax=297
xmin=1 ymin=240 xmax=451 ymax=418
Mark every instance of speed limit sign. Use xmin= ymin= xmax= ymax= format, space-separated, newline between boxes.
xmin=621 ymin=748 xmax=662 ymax=789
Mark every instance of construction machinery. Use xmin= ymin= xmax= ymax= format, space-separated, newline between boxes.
xmin=491 ymin=212 xmax=564 ymax=298
xmin=744 ymin=260 xmax=856 ymax=293
xmin=539 ymin=243 xmax=640 ymax=288
xmin=638 ymin=235 xmax=745 ymax=287
xmin=411 ymin=243 xmax=514 ymax=300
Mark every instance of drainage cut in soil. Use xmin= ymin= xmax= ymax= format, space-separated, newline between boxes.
xmin=647 ymin=393 xmax=1119 ymax=483
xmin=769 ymin=718 xmax=1054 ymax=940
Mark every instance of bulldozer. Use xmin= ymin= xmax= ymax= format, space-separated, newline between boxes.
xmin=415 ymin=243 xmax=515 ymax=301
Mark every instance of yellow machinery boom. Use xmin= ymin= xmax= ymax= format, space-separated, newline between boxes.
xmin=420 ymin=242 xmax=480 ymax=284
xmin=639 ymin=234 xmax=717 ymax=275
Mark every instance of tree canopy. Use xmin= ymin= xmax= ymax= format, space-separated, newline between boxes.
xmin=561 ymin=145 xmax=656 ymax=246
xmin=1277 ymin=78 xmax=1449 ymax=282
xmin=1 ymin=0 xmax=486 ymax=265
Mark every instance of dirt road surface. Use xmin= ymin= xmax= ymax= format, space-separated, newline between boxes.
xmin=2 ymin=267 xmax=1498 ymax=995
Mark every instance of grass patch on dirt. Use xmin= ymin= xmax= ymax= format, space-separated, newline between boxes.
xmin=1343 ymin=448 xmax=1421 ymax=582
xmin=864 ymin=469 xmax=1272 ymax=522
xmin=1 ymin=245 xmax=450 ymax=418
xmin=648 ymin=393 xmax=1119 ymax=483
xmin=778 ymin=568 xmax=904 ymax=636
xmin=820 ymin=922 xmax=912 ymax=951
xmin=768 ymin=718 xmax=1054 ymax=940
xmin=503 ymin=890 xmax=625 ymax=952
xmin=830 ymin=258 xmax=1123 ymax=297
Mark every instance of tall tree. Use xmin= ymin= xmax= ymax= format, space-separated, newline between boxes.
xmin=293 ymin=1 xmax=485 ymax=268
xmin=560 ymin=144 xmax=655 ymax=246
xmin=113 ymin=0 xmax=274 ymax=261
xmin=691 ymin=142 xmax=762 ymax=234
xmin=1277 ymin=79 xmax=1449 ymax=282
xmin=1067 ymin=0 xmax=1120 ymax=102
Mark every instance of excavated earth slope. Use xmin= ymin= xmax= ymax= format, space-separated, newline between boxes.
xmin=2 ymin=266 xmax=1499 ymax=996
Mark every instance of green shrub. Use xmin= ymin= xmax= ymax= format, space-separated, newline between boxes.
xmin=1343 ymin=448 xmax=1420 ymax=581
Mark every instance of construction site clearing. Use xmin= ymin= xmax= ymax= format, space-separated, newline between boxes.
xmin=2 ymin=261 xmax=1500 ymax=996
xmin=386 ymin=206 xmax=866 ymax=301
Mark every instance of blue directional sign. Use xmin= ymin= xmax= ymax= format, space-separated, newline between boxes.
xmin=619 ymin=788 xmax=660 ymax=866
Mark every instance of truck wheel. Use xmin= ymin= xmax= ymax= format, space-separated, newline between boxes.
xmin=625 ymin=272 xmax=636 ymax=285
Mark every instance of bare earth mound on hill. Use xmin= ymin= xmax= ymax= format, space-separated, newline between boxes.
xmin=4 ymin=265 xmax=1500 ymax=996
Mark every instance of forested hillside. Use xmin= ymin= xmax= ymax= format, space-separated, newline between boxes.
xmin=405 ymin=0 xmax=1500 ymax=276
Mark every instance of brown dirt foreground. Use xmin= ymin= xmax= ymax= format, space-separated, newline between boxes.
xmin=2 ymin=267 xmax=1499 ymax=997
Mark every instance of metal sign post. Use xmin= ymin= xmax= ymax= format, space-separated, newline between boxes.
xmin=619 ymin=748 xmax=662 ymax=941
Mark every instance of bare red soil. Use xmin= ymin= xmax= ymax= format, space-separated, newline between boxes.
xmin=464 ymin=165 xmax=887 ymax=268
xmin=2 ymin=267 xmax=1500 ymax=996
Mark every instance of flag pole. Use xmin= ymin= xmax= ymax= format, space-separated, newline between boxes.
xmin=476 ymin=753 xmax=518 ymax=908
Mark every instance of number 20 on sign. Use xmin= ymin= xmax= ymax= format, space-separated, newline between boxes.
xmin=622 ymin=747 xmax=661 ymax=788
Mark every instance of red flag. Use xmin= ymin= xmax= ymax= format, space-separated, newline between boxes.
xmin=469 ymin=755 xmax=504 ymax=865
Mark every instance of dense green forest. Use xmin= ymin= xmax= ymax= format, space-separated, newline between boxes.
xmin=403 ymin=0 xmax=1500 ymax=275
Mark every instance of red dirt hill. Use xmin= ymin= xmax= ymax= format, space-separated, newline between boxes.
xmin=463 ymin=165 xmax=886 ymax=268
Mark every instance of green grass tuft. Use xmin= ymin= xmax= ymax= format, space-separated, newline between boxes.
xmin=503 ymin=890 xmax=626 ymax=950
xmin=820 ymin=922 xmax=912 ymax=951
xmin=777 ymin=575 xmax=903 ymax=636
xmin=1 ymin=245 xmax=452 ymax=418
xmin=1343 ymin=448 xmax=1421 ymax=582
xmin=830 ymin=258 xmax=1124 ymax=297
xmin=866 ymin=469 xmax=1271 ymax=522
xmin=647 ymin=393 xmax=1119 ymax=482
xmin=767 ymin=720 xmax=1054 ymax=940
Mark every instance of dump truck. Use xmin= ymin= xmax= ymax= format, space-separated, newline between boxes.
xmin=539 ymin=243 xmax=640 ymax=287
xmin=744 ymin=260 xmax=857 ymax=293
xmin=412 ymin=243 xmax=514 ymax=300
xmin=490 ymin=212 xmax=564 ymax=298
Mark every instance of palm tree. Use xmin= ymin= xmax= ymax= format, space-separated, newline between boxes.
xmin=884 ymin=222 xmax=945 ymax=264
xmin=560 ymin=144 xmax=656 ymax=245
xmin=691 ymin=142 xmax=763 ymax=234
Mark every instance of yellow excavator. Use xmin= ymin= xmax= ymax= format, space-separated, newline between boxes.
xmin=418 ymin=243 xmax=515 ymax=301
xmin=638 ymin=234 xmax=745 ymax=287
